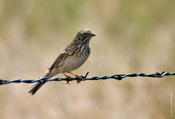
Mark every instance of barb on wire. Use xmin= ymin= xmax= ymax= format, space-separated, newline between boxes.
xmin=0 ymin=71 xmax=174 ymax=86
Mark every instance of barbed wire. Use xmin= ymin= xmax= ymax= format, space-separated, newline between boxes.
xmin=0 ymin=71 xmax=174 ymax=85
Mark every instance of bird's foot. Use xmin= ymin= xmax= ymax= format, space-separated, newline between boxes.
xmin=63 ymin=73 xmax=72 ymax=84
xmin=68 ymin=72 xmax=83 ymax=84
xmin=76 ymin=76 xmax=83 ymax=84
xmin=66 ymin=76 xmax=72 ymax=84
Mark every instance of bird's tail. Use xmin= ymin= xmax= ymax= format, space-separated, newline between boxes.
xmin=28 ymin=72 xmax=53 ymax=95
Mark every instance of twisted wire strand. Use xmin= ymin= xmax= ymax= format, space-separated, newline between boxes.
xmin=0 ymin=71 xmax=174 ymax=85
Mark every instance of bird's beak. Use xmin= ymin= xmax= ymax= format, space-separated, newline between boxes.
xmin=90 ymin=33 xmax=96 ymax=37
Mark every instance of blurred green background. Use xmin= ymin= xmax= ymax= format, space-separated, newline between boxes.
xmin=0 ymin=0 xmax=175 ymax=119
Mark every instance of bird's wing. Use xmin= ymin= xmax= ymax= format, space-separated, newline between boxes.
xmin=48 ymin=41 xmax=78 ymax=71
xmin=64 ymin=43 xmax=78 ymax=55
xmin=48 ymin=52 xmax=68 ymax=71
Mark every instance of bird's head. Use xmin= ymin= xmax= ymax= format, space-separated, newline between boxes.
xmin=74 ymin=30 xmax=96 ymax=44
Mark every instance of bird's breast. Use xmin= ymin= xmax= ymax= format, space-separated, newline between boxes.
xmin=60 ymin=54 xmax=89 ymax=73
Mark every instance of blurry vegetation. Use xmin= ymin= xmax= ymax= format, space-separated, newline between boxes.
xmin=0 ymin=0 xmax=175 ymax=119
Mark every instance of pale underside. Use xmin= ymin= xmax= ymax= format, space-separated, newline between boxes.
xmin=47 ymin=52 xmax=89 ymax=77
xmin=58 ymin=54 xmax=89 ymax=73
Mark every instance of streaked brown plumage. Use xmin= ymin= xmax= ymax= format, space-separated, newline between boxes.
xmin=29 ymin=30 xmax=95 ymax=95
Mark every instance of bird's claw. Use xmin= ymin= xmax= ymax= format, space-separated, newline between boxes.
xmin=76 ymin=76 xmax=83 ymax=84
xmin=65 ymin=76 xmax=72 ymax=84
xmin=76 ymin=72 xmax=88 ymax=84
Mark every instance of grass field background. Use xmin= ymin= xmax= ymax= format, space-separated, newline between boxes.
xmin=0 ymin=0 xmax=175 ymax=119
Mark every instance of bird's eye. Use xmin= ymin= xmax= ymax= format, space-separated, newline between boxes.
xmin=83 ymin=33 xmax=87 ymax=36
